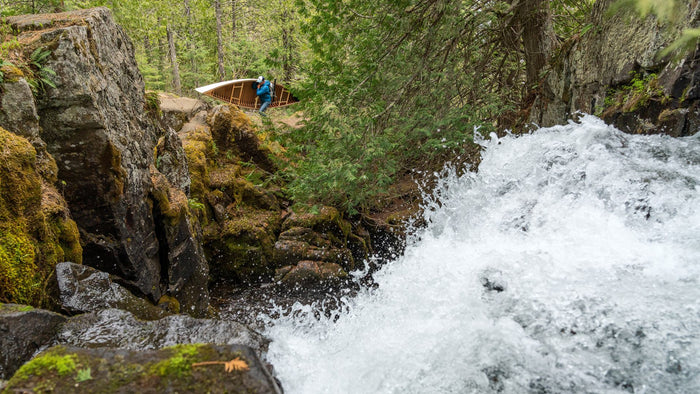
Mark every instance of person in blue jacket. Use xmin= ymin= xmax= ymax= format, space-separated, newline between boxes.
xmin=255 ymin=76 xmax=272 ymax=116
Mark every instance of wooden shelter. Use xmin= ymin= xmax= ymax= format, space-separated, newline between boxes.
xmin=195 ymin=79 xmax=299 ymax=109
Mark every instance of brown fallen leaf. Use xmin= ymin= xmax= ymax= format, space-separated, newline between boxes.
xmin=191 ymin=357 xmax=249 ymax=373
xmin=224 ymin=358 xmax=249 ymax=372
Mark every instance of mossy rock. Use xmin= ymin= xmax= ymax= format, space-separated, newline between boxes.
xmin=203 ymin=209 xmax=282 ymax=283
xmin=274 ymin=260 xmax=348 ymax=291
xmin=0 ymin=127 xmax=81 ymax=307
xmin=0 ymin=64 xmax=24 ymax=83
xmin=3 ymin=344 xmax=281 ymax=393
xmin=182 ymin=130 xmax=213 ymax=201
xmin=212 ymin=176 xmax=279 ymax=211
xmin=0 ymin=226 xmax=39 ymax=305
xmin=0 ymin=127 xmax=41 ymax=220
xmin=283 ymin=206 xmax=351 ymax=238
xmin=150 ymin=167 xmax=190 ymax=225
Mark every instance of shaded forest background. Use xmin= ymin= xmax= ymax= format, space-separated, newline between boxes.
xmin=1 ymin=0 xmax=694 ymax=213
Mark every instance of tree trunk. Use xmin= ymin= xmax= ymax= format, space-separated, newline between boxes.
xmin=156 ymin=20 xmax=167 ymax=88
xmin=167 ymin=25 xmax=182 ymax=95
xmin=513 ymin=0 xmax=555 ymax=88
xmin=281 ymin=7 xmax=295 ymax=81
xmin=231 ymin=0 xmax=237 ymax=37
xmin=215 ymin=0 xmax=226 ymax=81
xmin=184 ymin=0 xmax=199 ymax=87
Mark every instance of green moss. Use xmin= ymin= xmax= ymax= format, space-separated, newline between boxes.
xmin=0 ymin=127 xmax=41 ymax=220
xmin=11 ymin=346 xmax=77 ymax=381
xmin=183 ymin=137 xmax=211 ymax=201
xmin=102 ymin=143 xmax=127 ymax=201
xmin=0 ymin=303 xmax=34 ymax=312
xmin=157 ymin=295 xmax=181 ymax=314
xmin=149 ymin=344 xmax=203 ymax=378
xmin=0 ymin=127 xmax=82 ymax=306
xmin=602 ymin=71 xmax=669 ymax=115
xmin=0 ymin=226 xmax=39 ymax=304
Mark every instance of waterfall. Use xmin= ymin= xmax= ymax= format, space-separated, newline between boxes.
xmin=264 ymin=115 xmax=700 ymax=393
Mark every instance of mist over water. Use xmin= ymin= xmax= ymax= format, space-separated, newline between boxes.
xmin=263 ymin=115 xmax=700 ymax=393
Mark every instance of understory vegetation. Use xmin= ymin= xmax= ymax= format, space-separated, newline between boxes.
xmin=1 ymin=0 xmax=696 ymax=214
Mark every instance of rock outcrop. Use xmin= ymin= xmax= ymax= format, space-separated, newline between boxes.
xmin=3 ymin=344 xmax=282 ymax=393
xmin=2 ymin=8 xmax=209 ymax=315
xmin=526 ymin=0 xmax=700 ymax=136
xmin=0 ymin=304 xmax=67 ymax=379
xmin=57 ymin=308 xmax=268 ymax=356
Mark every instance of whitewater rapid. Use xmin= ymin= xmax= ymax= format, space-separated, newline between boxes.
xmin=264 ymin=115 xmax=700 ymax=393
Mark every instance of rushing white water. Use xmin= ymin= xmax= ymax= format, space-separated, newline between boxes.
xmin=264 ymin=115 xmax=700 ymax=393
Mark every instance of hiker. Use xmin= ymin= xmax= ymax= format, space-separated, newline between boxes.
xmin=255 ymin=76 xmax=272 ymax=116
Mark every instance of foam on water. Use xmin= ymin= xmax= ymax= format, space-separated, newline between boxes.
xmin=263 ymin=115 xmax=700 ymax=393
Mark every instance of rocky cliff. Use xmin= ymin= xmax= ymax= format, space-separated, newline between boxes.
xmin=527 ymin=0 xmax=700 ymax=136
xmin=0 ymin=8 xmax=209 ymax=316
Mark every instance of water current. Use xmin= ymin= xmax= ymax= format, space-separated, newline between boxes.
xmin=262 ymin=115 xmax=700 ymax=393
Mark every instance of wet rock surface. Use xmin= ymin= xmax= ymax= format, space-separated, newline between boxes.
xmin=55 ymin=262 xmax=170 ymax=320
xmin=4 ymin=344 xmax=282 ymax=394
xmin=57 ymin=308 xmax=268 ymax=357
xmin=0 ymin=304 xmax=67 ymax=379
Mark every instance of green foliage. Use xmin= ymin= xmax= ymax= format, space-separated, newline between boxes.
xmin=608 ymin=0 xmax=681 ymax=22
xmin=0 ymin=0 xmax=64 ymax=16
xmin=284 ymin=0 xmax=504 ymax=212
xmin=551 ymin=0 xmax=595 ymax=39
xmin=27 ymin=47 xmax=57 ymax=94
xmin=601 ymin=71 xmax=667 ymax=114
xmin=187 ymin=198 xmax=206 ymax=212
xmin=659 ymin=28 xmax=700 ymax=61
xmin=144 ymin=91 xmax=162 ymax=118
xmin=74 ymin=367 xmax=92 ymax=383
xmin=609 ymin=0 xmax=697 ymax=61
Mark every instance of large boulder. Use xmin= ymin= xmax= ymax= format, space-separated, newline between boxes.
xmin=5 ymin=8 xmax=209 ymax=315
xmin=0 ymin=304 xmax=67 ymax=379
xmin=58 ymin=308 xmax=268 ymax=357
xmin=207 ymin=104 xmax=276 ymax=173
xmin=4 ymin=344 xmax=282 ymax=393
xmin=273 ymin=207 xmax=358 ymax=271
xmin=55 ymin=262 xmax=170 ymax=321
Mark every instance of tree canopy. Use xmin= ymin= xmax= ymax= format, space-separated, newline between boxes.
xmin=3 ymin=0 xmax=694 ymax=213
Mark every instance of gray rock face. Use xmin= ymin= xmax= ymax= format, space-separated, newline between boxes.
xmin=156 ymin=128 xmax=192 ymax=193
xmin=5 ymin=8 xmax=210 ymax=315
xmin=0 ymin=78 xmax=40 ymax=140
xmin=0 ymin=304 xmax=67 ymax=379
xmin=58 ymin=308 xmax=268 ymax=357
xmin=528 ymin=0 xmax=700 ymax=136
xmin=55 ymin=262 xmax=170 ymax=320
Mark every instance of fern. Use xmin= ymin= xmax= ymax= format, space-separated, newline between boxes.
xmin=28 ymin=47 xmax=57 ymax=93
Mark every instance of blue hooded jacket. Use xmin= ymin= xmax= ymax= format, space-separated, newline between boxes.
xmin=256 ymin=81 xmax=272 ymax=103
